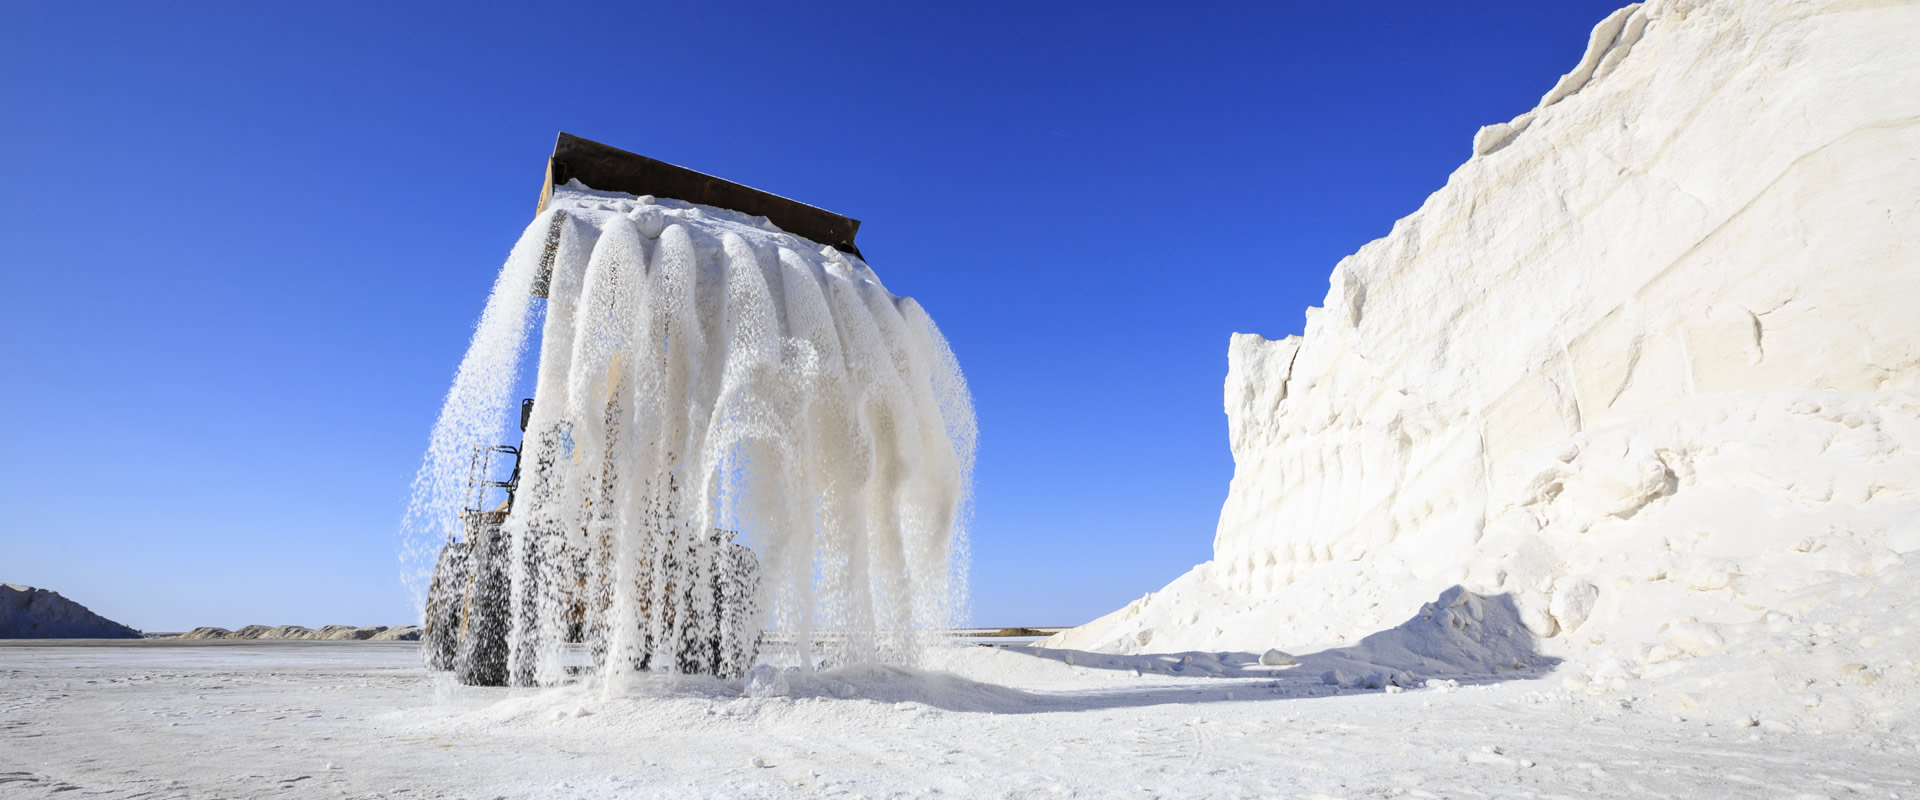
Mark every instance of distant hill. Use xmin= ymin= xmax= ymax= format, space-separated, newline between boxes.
xmin=0 ymin=584 xmax=141 ymax=638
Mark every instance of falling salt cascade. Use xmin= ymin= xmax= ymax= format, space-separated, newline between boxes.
xmin=403 ymin=183 xmax=975 ymax=687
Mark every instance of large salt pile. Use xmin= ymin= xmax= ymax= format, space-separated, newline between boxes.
xmin=405 ymin=182 xmax=974 ymax=685
xmin=1052 ymin=0 xmax=1920 ymax=736
xmin=1 ymin=584 xmax=140 ymax=638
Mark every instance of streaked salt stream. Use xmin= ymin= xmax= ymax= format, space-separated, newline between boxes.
xmin=403 ymin=182 xmax=975 ymax=685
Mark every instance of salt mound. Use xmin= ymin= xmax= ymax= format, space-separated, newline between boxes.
xmin=176 ymin=624 xmax=422 ymax=641
xmin=1052 ymin=0 xmax=1920 ymax=737
xmin=0 ymin=584 xmax=140 ymax=639
xmin=369 ymin=626 xmax=424 ymax=641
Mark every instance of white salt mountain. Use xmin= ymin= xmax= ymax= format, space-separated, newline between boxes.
xmin=1051 ymin=0 xmax=1920 ymax=735
xmin=0 ymin=584 xmax=141 ymax=638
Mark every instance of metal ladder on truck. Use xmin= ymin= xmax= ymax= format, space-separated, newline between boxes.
xmin=424 ymin=399 xmax=531 ymax=684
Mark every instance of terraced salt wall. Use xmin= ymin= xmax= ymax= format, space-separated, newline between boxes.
xmin=1054 ymin=0 xmax=1920 ymax=732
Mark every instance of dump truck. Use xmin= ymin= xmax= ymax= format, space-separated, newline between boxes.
xmin=423 ymin=133 xmax=865 ymax=686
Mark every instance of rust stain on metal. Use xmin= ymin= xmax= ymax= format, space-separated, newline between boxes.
xmin=536 ymin=132 xmax=863 ymax=260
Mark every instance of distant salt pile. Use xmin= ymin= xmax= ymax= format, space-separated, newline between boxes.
xmin=1 ymin=584 xmax=140 ymax=639
xmin=178 ymin=625 xmax=421 ymax=641
xmin=405 ymin=182 xmax=974 ymax=685
xmin=1054 ymin=0 xmax=1920 ymax=735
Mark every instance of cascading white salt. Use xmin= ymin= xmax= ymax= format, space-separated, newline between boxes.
xmin=403 ymin=182 xmax=975 ymax=685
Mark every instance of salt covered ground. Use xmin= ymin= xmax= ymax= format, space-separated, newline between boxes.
xmin=4 ymin=640 xmax=1917 ymax=799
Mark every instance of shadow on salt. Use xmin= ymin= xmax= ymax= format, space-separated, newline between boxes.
xmin=449 ymin=587 xmax=1562 ymax=719
xmin=788 ymin=586 xmax=1558 ymax=714
xmin=886 ymin=586 xmax=1565 ymax=714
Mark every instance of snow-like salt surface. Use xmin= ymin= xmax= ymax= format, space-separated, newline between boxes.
xmin=1053 ymin=0 xmax=1920 ymax=743
xmin=4 ymin=640 xmax=1916 ymax=798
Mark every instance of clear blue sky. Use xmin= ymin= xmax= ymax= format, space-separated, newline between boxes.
xmin=1 ymin=1 xmax=1625 ymax=631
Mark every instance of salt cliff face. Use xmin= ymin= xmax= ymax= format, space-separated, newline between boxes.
xmin=1053 ymin=0 xmax=1920 ymax=732
xmin=0 ymin=584 xmax=141 ymax=639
